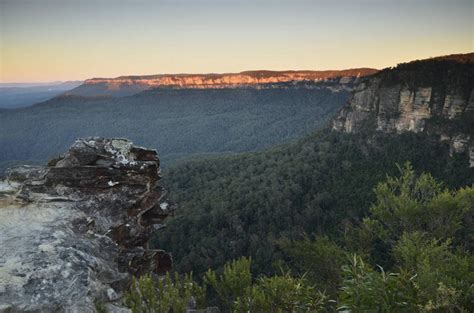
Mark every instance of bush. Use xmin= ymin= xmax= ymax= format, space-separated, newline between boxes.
xmin=204 ymin=257 xmax=252 ymax=311
xmin=124 ymin=272 xmax=205 ymax=313
xmin=235 ymin=273 xmax=327 ymax=312
xmin=279 ymin=236 xmax=346 ymax=295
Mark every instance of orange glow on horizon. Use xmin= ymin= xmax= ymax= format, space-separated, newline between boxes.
xmin=1 ymin=0 xmax=472 ymax=83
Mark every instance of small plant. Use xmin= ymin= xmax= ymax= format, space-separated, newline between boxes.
xmin=94 ymin=300 xmax=107 ymax=313
xmin=234 ymin=273 xmax=327 ymax=312
xmin=204 ymin=257 xmax=252 ymax=311
xmin=124 ymin=272 xmax=205 ymax=313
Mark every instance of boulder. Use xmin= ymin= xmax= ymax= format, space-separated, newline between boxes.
xmin=0 ymin=138 xmax=175 ymax=312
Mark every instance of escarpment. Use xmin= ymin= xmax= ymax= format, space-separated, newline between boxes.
xmin=83 ymin=69 xmax=378 ymax=88
xmin=333 ymin=53 xmax=474 ymax=166
xmin=67 ymin=68 xmax=378 ymax=97
xmin=0 ymin=138 xmax=175 ymax=312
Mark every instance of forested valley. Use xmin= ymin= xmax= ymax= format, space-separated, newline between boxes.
xmin=0 ymin=86 xmax=347 ymax=173
xmin=129 ymin=149 xmax=473 ymax=311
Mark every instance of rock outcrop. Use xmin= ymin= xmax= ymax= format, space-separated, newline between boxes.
xmin=332 ymin=53 xmax=474 ymax=166
xmin=0 ymin=138 xmax=174 ymax=312
xmin=67 ymin=68 xmax=378 ymax=97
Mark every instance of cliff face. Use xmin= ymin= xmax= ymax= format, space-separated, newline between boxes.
xmin=68 ymin=68 xmax=378 ymax=97
xmin=0 ymin=138 xmax=174 ymax=312
xmin=333 ymin=53 xmax=474 ymax=166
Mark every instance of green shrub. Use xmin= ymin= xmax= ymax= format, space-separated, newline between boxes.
xmin=279 ymin=236 xmax=346 ymax=295
xmin=124 ymin=272 xmax=205 ymax=313
xmin=339 ymin=254 xmax=418 ymax=312
xmin=234 ymin=273 xmax=327 ymax=312
xmin=204 ymin=257 xmax=252 ymax=311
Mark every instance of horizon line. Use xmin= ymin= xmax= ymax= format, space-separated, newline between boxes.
xmin=2 ymin=51 xmax=473 ymax=84
xmin=1 ymin=67 xmax=379 ymax=84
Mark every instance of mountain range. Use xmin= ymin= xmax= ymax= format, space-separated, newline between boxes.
xmin=66 ymin=68 xmax=378 ymax=97
xmin=0 ymin=67 xmax=379 ymax=173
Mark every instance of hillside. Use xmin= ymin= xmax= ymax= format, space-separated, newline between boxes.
xmin=155 ymin=131 xmax=472 ymax=275
xmin=152 ymin=53 xmax=474 ymax=277
xmin=67 ymin=68 xmax=377 ymax=97
xmin=0 ymin=84 xmax=348 ymax=173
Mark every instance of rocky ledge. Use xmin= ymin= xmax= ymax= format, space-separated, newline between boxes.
xmin=0 ymin=138 xmax=175 ymax=312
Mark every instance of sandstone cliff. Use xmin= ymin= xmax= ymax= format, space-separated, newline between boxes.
xmin=68 ymin=68 xmax=378 ymax=97
xmin=0 ymin=138 xmax=174 ymax=312
xmin=333 ymin=53 xmax=474 ymax=166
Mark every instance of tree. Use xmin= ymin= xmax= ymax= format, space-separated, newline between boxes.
xmin=393 ymin=232 xmax=474 ymax=311
xmin=360 ymin=162 xmax=473 ymax=265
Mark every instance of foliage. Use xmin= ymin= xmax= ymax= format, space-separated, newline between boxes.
xmin=188 ymin=243 xmax=335 ymax=312
xmin=126 ymin=165 xmax=473 ymax=312
xmin=339 ymin=254 xmax=418 ymax=312
xmin=368 ymin=162 xmax=469 ymax=242
xmin=154 ymin=130 xmax=472 ymax=277
xmin=124 ymin=257 xmax=327 ymax=313
xmin=377 ymin=57 xmax=474 ymax=93
xmin=234 ymin=274 xmax=327 ymax=313
xmin=393 ymin=232 xmax=474 ymax=310
xmin=339 ymin=235 xmax=474 ymax=312
xmin=339 ymin=167 xmax=474 ymax=312
xmin=124 ymin=272 xmax=205 ymax=313
xmin=203 ymin=257 xmax=252 ymax=311
xmin=358 ymin=163 xmax=473 ymax=267
xmin=203 ymin=257 xmax=328 ymax=312
xmin=278 ymin=236 xmax=346 ymax=296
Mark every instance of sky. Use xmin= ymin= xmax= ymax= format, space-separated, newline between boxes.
xmin=0 ymin=0 xmax=473 ymax=83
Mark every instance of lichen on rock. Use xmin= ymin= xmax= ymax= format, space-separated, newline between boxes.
xmin=0 ymin=138 xmax=175 ymax=312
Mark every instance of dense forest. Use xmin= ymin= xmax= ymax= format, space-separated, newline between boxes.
xmin=0 ymin=86 xmax=347 ymax=173
xmin=125 ymin=163 xmax=473 ymax=312
xmin=153 ymin=129 xmax=473 ymax=277
xmin=109 ymin=55 xmax=474 ymax=311
xmin=376 ymin=53 xmax=474 ymax=91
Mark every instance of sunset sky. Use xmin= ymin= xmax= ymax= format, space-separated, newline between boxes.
xmin=1 ymin=0 xmax=473 ymax=83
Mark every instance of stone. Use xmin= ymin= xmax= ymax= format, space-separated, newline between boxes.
xmin=451 ymin=134 xmax=470 ymax=154
xmin=332 ymin=57 xmax=473 ymax=166
xmin=443 ymin=94 xmax=466 ymax=119
xmin=0 ymin=138 xmax=175 ymax=312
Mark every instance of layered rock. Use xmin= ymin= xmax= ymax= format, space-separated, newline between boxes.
xmin=67 ymin=68 xmax=378 ymax=97
xmin=332 ymin=53 xmax=474 ymax=166
xmin=0 ymin=138 xmax=174 ymax=312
